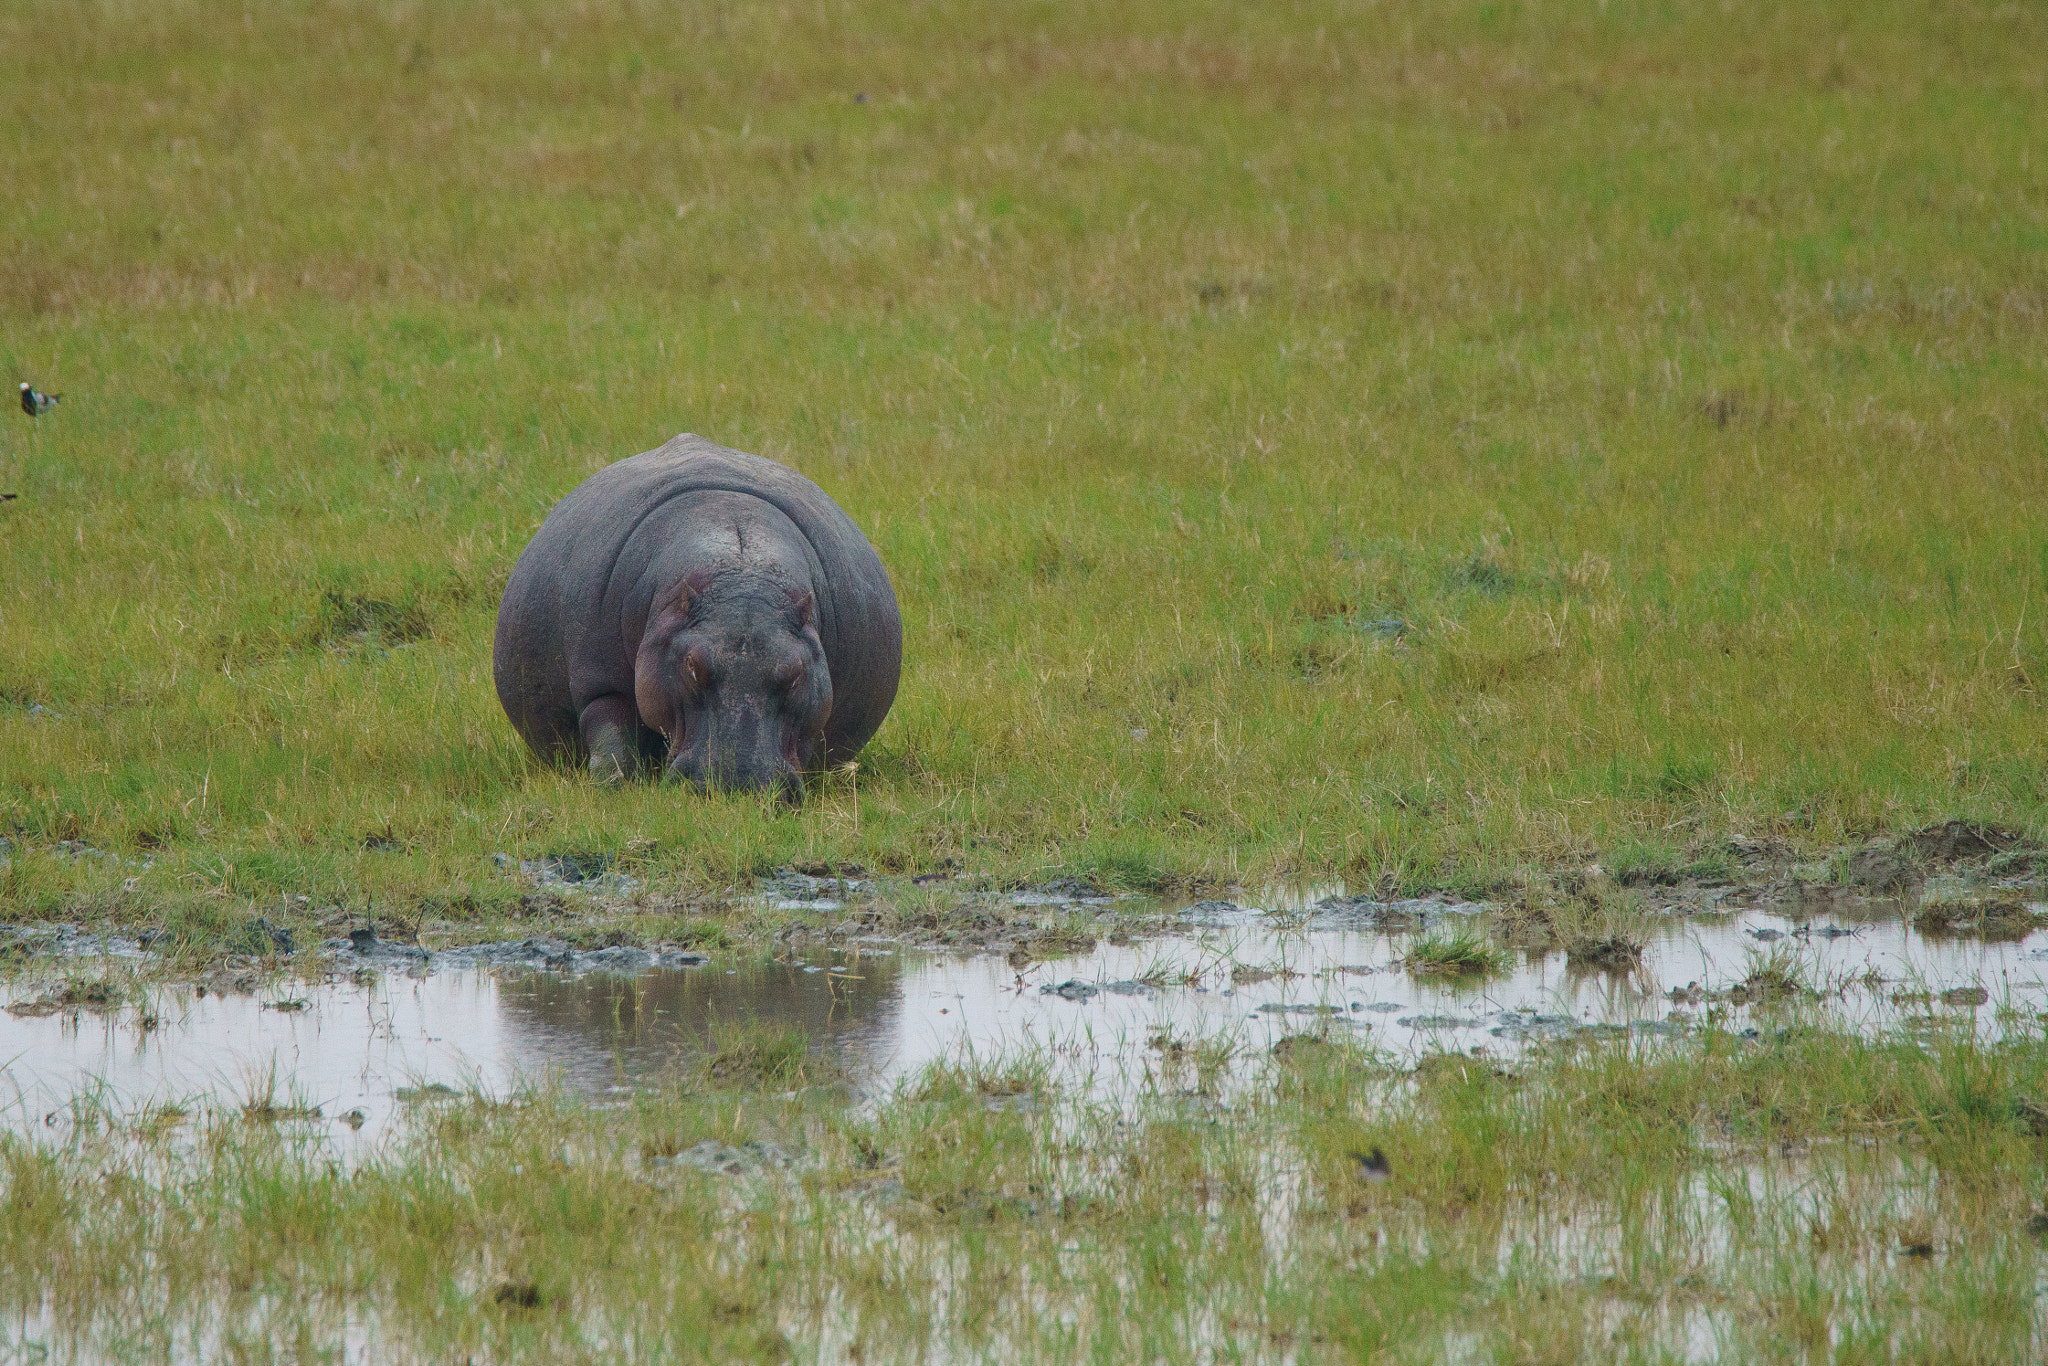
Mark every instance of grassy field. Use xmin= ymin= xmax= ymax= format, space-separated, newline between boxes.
xmin=1 ymin=0 xmax=2045 ymax=932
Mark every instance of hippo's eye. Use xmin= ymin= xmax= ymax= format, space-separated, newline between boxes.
xmin=772 ymin=659 xmax=806 ymax=695
xmin=680 ymin=647 xmax=711 ymax=694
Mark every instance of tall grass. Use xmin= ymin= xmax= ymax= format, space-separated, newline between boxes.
xmin=1 ymin=0 xmax=2044 ymax=924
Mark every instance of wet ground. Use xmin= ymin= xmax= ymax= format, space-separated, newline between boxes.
xmin=5 ymin=882 xmax=2045 ymax=1145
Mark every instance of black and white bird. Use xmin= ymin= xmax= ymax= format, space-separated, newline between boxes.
xmin=19 ymin=382 xmax=59 ymax=417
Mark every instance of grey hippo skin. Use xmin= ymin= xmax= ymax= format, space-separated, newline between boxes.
xmin=493 ymin=434 xmax=902 ymax=799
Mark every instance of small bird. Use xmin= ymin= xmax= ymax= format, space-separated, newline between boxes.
xmin=1350 ymin=1146 xmax=1392 ymax=1183
xmin=19 ymin=382 xmax=59 ymax=417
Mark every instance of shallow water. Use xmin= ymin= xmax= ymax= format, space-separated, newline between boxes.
xmin=3 ymin=894 xmax=2044 ymax=1143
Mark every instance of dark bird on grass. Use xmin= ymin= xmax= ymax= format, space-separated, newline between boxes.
xmin=19 ymin=382 xmax=59 ymax=417
xmin=1350 ymin=1146 xmax=1392 ymax=1183
xmin=0 ymin=493 xmax=17 ymax=502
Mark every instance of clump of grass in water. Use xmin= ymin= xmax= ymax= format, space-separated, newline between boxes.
xmin=240 ymin=1061 xmax=322 ymax=1122
xmin=1270 ymin=1031 xmax=1345 ymax=1063
xmin=1011 ymin=917 xmax=1098 ymax=961
xmin=3 ymin=972 xmax=139 ymax=1019
xmin=1566 ymin=933 xmax=1645 ymax=972
xmin=1732 ymin=944 xmax=1813 ymax=1002
xmin=703 ymin=1019 xmax=814 ymax=1089
xmin=1149 ymin=1030 xmax=1238 ymax=1095
xmin=1404 ymin=925 xmax=1512 ymax=979
xmin=1132 ymin=952 xmax=1203 ymax=988
xmin=1534 ymin=885 xmax=1651 ymax=972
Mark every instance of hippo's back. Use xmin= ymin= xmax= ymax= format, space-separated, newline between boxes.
xmin=493 ymin=433 xmax=902 ymax=765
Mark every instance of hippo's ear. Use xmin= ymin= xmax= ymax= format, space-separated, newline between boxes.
xmin=785 ymin=587 xmax=817 ymax=632
xmin=633 ymin=631 xmax=671 ymax=737
xmin=653 ymin=568 xmax=716 ymax=626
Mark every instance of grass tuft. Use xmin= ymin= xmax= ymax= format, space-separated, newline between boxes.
xmin=1403 ymin=925 xmax=1513 ymax=979
xmin=1734 ymin=945 xmax=1813 ymax=1001
xmin=703 ymin=1019 xmax=815 ymax=1090
xmin=238 ymin=1062 xmax=323 ymax=1123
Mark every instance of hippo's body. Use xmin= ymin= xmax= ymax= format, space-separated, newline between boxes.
xmin=493 ymin=434 xmax=901 ymax=795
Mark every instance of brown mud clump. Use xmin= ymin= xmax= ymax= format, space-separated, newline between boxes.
xmin=1842 ymin=840 xmax=1924 ymax=894
xmin=4 ymin=980 xmax=123 ymax=1018
xmin=1906 ymin=821 xmax=2025 ymax=864
xmin=1912 ymin=896 xmax=2044 ymax=942
xmin=1839 ymin=822 xmax=2034 ymax=895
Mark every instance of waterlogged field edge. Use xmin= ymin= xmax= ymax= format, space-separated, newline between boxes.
xmin=5 ymin=1014 xmax=2048 ymax=1363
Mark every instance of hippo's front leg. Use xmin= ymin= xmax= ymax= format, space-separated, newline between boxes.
xmin=578 ymin=695 xmax=644 ymax=785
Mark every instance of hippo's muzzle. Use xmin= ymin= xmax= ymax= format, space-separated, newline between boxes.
xmin=666 ymin=697 xmax=809 ymax=802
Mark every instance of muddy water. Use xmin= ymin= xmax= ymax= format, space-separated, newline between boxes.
xmin=2 ymin=896 xmax=2044 ymax=1143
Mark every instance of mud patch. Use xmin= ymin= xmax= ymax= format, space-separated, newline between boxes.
xmin=754 ymin=865 xmax=876 ymax=910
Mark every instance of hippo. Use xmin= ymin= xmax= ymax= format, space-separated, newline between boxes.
xmin=493 ymin=433 xmax=902 ymax=798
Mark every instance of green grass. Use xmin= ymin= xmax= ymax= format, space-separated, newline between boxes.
xmin=1738 ymin=943 xmax=1817 ymax=1001
xmin=1 ymin=0 xmax=2045 ymax=931
xmin=1403 ymin=923 xmax=1514 ymax=978
xmin=703 ymin=1017 xmax=817 ymax=1088
xmin=7 ymin=1018 xmax=2048 ymax=1361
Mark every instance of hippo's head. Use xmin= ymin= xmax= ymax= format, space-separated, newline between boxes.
xmin=635 ymin=568 xmax=832 ymax=800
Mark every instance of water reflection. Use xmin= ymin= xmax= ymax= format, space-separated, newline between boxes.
xmin=497 ymin=951 xmax=904 ymax=1089
xmin=2 ymin=896 xmax=2045 ymax=1147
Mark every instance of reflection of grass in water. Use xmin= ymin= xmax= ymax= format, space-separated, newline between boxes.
xmin=1404 ymin=925 xmax=1512 ymax=979
xmin=10 ymin=1013 xmax=2048 ymax=1359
